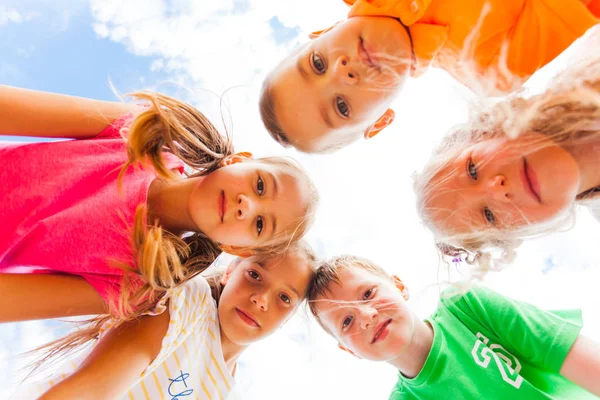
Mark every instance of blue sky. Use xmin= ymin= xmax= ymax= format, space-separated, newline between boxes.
xmin=2 ymin=2 xmax=600 ymax=399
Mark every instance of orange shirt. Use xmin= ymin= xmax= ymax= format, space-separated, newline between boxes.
xmin=345 ymin=0 xmax=598 ymax=91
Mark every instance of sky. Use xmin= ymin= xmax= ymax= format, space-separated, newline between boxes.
xmin=1 ymin=1 xmax=599 ymax=399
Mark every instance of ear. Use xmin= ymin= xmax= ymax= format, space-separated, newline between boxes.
xmin=309 ymin=21 xmax=344 ymax=39
xmin=364 ymin=109 xmax=395 ymax=139
xmin=219 ymin=152 xmax=253 ymax=167
xmin=392 ymin=275 xmax=410 ymax=300
xmin=338 ymin=343 xmax=362 ymax=359
xmin=220 ymin=245 xmax=254 ymax=258
xmin=220 ymin=257 xmax=244 ymax=285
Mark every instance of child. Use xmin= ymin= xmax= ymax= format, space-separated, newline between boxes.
xmin=413 ymin=25 xmax=600 ymax=270
xmin=16 ymin=241 xmax=317 ymax=399
xmin=308 ymin=255 xmax=600 ymax=399
xmin=0 ymin=86 xmax=319 ymax=323
xmin=259 ymin=0 xmax=599 ymax=153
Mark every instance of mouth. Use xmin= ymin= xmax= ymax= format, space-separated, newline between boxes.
xmin=358 ymin=37 xmax=378 ymax=69
xmin=371 ymin=319 xmax=392 ymax=344
xmin=235 ymin=308 xmax=260 ymax=328
xmin=521 ymin=158 xmax=542 ymax=203
xmin=218 ymin=190 xmax=226 ymax=222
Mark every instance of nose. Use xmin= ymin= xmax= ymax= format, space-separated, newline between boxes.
xmin=332 ymin=55 xmax=358 ymax=85
xmin=235 ymin=194 xmax=256 ymax=220
xmin=251 ymin=291 xmax=268 ymax=312
xmin=358 ymin=306 xmax=378 ymax=331
xmin=488 ymin=175 xmax=509 ymax=201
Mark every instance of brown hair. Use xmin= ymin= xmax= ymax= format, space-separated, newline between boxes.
xmin=414 ymin=50 xmax=600 ymax=274
xmin=307 ymin=254 xmax=390 ymax=333
xmin=27 ymin=240 xmax=317 ymax=378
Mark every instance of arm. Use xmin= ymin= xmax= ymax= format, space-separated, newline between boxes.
xmin=39 ymin=309 xmax=170 ymax=400
xmin=560 ymin=335 xmax=600 ymax=396
xmin=0 ymin=274 xmax=106 ymax=323
xmin=0 ymin=85 xmax=139 ymax=139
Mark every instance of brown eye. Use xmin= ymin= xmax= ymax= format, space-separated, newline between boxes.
xmin=256 ymin=216 xmax=264 ymax=235
xmin=484 ymin=207 xmax=496 ymax=225
xmin=336 ymin=97 xmax=349 ymax=117
xmin=257 ymin=176 xmax=264 ymax=196
xmin=311 ymin=53 xmax=326 ymax=74
xmin=342 ymin=316 xmax=353 ymax=329
xmin=363 ymin=288 xmax=373 ymax=300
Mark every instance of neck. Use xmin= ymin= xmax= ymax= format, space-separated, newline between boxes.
xmin=564 ymin=136 xmax=600 ymax=195
xmin=386 ymin=317 xmax=434 ymax=378
xmin=219 ymin=325 xmax=248 ymax=373
xmin=147 ymin=176 xmax=200 ymax=235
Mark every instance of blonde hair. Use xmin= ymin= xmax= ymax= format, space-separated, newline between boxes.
xmin=307 ymin=254 xmax=391 ymax=333
xmin=415 ymin=51 xmax=600 ymax=273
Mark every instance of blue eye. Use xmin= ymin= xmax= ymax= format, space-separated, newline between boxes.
xmin=336 ymin=97 xmax=349 ymax=118
xmin=467 ymin=158 xmax=478 ymax=180
xmin=311 ymin=53 xmax=326 ymax=74
xmin=484 ymin=207 xmax=496 ymax=225
xmin=257 ymin=176 xmax=264 ymax=196
xmin=256 ymin=216 xmax=264 ymax=235
xmin=363 ymin=288 xmax=373 ymax=300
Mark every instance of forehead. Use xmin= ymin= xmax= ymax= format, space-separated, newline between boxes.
xmin=317 ymin=267 xmax=380 ymax=304
xmin=270 ymin=60 xmax=336 ymax=152
xmin=244 ymin=254 xmax=313 ymax=293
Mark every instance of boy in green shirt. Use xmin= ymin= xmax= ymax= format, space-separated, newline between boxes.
xmin=308 ymin=255 xmax=600 ymax=399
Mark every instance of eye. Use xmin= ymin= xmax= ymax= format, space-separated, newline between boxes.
xmin=248 ymin=270 xmax=261 ymax=281
xmin=257 ymin=176 xmax=265 ymax=196
xmin=483 ymin=207 xmax=496 ymax=225
xmin=279 ymin=293 xmax=291 ymax=304
xmin=467 ymin=158 xmax=478 ymax=180
xmin=256 ymin=216 xmax=264 ymax=236
xmin=310 ymin=53 xmax=326 ymax=74
xmin=342 ymin=316 xmax=353 ymax=330
xmin=336 ymin=97 xmax=349 ymax=118
xmin=363 ymin=288 xmax=374 ymax=300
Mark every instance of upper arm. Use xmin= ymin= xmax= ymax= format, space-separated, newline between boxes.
xmin=560 ymin=335 xmax=600 ymax=396
xmin=0 ymin=85 xmax=140 ymax=139
xmin=0 ymin=274 xmax=107 ymax=323
xmin=40 ymin=310 xmax=170 ymax=400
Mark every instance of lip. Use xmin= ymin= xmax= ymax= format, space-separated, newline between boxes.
xmin=358 ymin=37 xmax=378 ymax=69
xmin=218 ymin=190 xmax=226 ymax=222
xmin=371 ymin=319 xmax=392 ymax=344
xmin=521 ymin=158 xmax=542 ymax=203
xmin=235 ymin=308 xmax=260 ymax=327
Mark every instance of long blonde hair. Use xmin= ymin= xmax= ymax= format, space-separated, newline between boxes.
xmin=414 ymin=45 xmax=600 ymax=273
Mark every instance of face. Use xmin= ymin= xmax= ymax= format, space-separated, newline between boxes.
xmin=269 ymin=16 xmax=412 ymax=152
xmin=314 ymin=268 xmax=415 ymax=362
xmin=424 ymin=132 xmax=580 ymax=236
xmin=218 ymin=253 xmax=314 ymax=346
xmin=189 ymin=160 xmax=310 ymax=248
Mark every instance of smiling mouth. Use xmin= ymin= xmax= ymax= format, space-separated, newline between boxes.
xmin=371 ymin=319 xmax=392 ymax=344
xmin=358 ymin=37 xmax=378 ymax=69
xmin=522 ymin=158 xmax=541 ymax=203
xmin=219 ymin=190 xmax=226 ymax=222
xmin=236 ymin=308 xmax=260 ymax=327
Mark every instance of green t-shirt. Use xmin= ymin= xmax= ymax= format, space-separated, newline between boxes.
xmin=389 ymin=287 xmax=596 ymax=399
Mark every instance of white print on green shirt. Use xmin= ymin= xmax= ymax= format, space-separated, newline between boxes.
xmin=471 ymin=332 xmax=524 ymax=389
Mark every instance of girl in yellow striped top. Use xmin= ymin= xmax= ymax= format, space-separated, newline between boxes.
xmin=17 ymin=241 xmax=316 ymax=400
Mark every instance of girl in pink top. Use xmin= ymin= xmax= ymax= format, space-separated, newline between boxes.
xmin=0 ymin=86 xmax=319 ymax=323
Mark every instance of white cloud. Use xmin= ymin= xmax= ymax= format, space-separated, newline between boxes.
xmin=0 ymin=6 xmax=24 ymax=26
xmin=2 ymin=2 xmax=599 ymax=399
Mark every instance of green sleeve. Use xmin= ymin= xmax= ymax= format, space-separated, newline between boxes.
xmin=441 ymin=286 xmax=582 ymax=373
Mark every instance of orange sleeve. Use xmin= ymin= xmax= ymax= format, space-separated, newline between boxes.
xmin=507 ymin=0 xmax=598 ymax=77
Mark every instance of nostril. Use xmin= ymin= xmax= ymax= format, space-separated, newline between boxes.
xmin=237 ymin=210 xmax=242 ymax=217
xmin=342 ymin=59 xmax=347 ymax=66
xmin=348 ymin=73 xmax=354 ymax=78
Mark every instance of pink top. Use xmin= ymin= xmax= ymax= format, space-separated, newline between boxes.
xmin=0 ymin=115 xmax=184 ymax=304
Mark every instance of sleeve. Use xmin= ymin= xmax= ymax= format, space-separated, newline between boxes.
xmin=441 ymin=286 xmax=582 ymax=373
xmin=507 ymin=0 xmax=598 ymax=77
xmin=142 ymin=275 xmax=213 ymax=373
xmin=93 ymin=113 xmax=134 ymax=140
